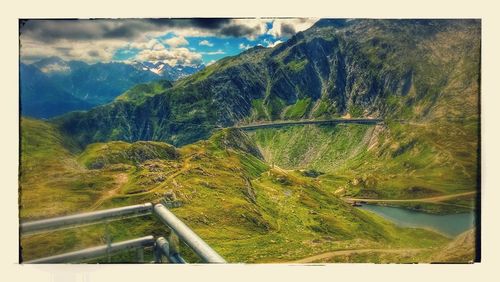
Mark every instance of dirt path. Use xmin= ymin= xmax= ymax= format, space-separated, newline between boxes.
xmin=91 ymin=173 xmax=129 ymax=210
xmin=272 ymin=164 xmax=292 ymax=174
xmin=334 ymin=187 xmax=345 ymax=195
xmin=343 ymin=191 xmax=476 ymax=204
xmin=146 ymin=156 xmax=193 ymax=194
xmin=290 ymin=248 xmax=422 ymax=263
xmin=114 ymin=155 xmax=194 ymax=199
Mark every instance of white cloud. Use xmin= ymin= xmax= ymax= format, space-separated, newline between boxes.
xmin=267 ymin=18 xmax=318 ymax=38
xmin=239 ymin=43 xmax=252 ymax=50
xmin=20 ymin=38 xmax=125 ymax=63
xmin=129 ymin=39 xmax=164 ymax=50
xmin=163 ymin=36 xmax=188 ymax=47
xmin=206 ymin=60 xmax=216 ymax=66
xmin=200 ymin=49 xmax=225 ymax=55
xmin=39 ymin=63 xmax=71 ymax=73
xmin=227 ymin=19 xmax=269 ymax=40
xmin=266 ymin=40 xmax=283 ymax=48
xmin=135 ymin=46 xmax=202 ymax=66
xmin=199 ymin=40 xmax=214 ymax=47
xmin=20 ymin=18 xmax=318 ymax=64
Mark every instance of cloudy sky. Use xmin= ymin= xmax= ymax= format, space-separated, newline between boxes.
xmin=20 ymin=18 xmax=318 ymax=66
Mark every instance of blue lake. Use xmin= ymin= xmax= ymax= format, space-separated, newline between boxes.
xmin=358 ymin=204 xmax=476 ymax=237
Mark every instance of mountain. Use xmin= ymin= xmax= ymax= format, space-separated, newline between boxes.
xmin=54 ymin=19 xmax=480 ymax=145
xmin=20 ymin=57 xmax=205 ymax=118
xmin=51 ymin=19 xmax=479 ymax=205
xmin=114 ymin=80 xmax=173 ymax=105
xmin=20 ymin=63 xmax=94 ymax=118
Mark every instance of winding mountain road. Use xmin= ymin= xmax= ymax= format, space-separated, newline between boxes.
xmin=232 ymin=118 xmax=383 ymax=130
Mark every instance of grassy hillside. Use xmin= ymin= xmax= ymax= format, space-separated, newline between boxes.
xmin=19 ymin=118 xmax=181 ymax=219
xmin=250 ymin=124 xmax=373 ymax=172
xmin=249 ymin=121 xmax=477 ymax=213
xmin=78 ymin=141 xmax=178 ymax=169
xmin=114 ymin=80 xmax=173 ymax=105
xmin=20 ymin=118 xmax=113 ymax=219
xmin=20 ymin=121 xmax=454 ymax=262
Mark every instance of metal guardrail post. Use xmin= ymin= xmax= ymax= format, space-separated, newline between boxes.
xmin=154 ymin=238 xmax=165 ymax=263
xmin=25 ymin=235 xmax=155 ymax=263
xmin=136 ymin=247 xmax=144 ymax=263
xmin=153 ymin=204 xmax=226 ymax=263
xmin=154 ymin=237 xmax=186 ymax=263
xmin=20 ymin=203 xmax=153 ymax=234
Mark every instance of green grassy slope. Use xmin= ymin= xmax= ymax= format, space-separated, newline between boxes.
xmin=250 ymin=124 xmax=373 ymax=172
xmin=114 ymin=80 xmax=173 ymax=105
xmin=20 ymin=123 xmax=451 ymax=262
xmin=249 ymin=123 xmax=477 ymax=211
xmin=19 ymin=118 xmax=183 ymax=219
xmin=20 ymin=118 xmax=114 ymax=219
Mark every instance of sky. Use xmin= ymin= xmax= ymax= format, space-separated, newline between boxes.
xmin=20 ymin=18 xmax=318 ymax=66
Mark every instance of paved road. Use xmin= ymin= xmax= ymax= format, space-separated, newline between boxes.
xmin=232 ymin=118 xmax=383 ymax=130
xmin=343 ymin=191 xmax=476 ymax=204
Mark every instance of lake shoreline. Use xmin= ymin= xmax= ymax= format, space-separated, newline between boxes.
xmin=357 ymin=204 xmax=476 ymax=238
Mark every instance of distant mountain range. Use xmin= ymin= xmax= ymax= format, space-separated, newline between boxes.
xmin=20 ymin=57 xmax=204 ymax=118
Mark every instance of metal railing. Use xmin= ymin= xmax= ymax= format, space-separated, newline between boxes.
xmin=21 ymin=203 xmax=153 ymax=235
xmin=26 ymin=236 xmax=155 ymax=263
xmin=20 ymin=203 xmax=226 ymax=264
xmin=154 ymin=204 xmax=226 ymax=263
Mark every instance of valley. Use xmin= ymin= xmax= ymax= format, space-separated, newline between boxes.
xmin=19 ymin=118 xmax=476 ymax=263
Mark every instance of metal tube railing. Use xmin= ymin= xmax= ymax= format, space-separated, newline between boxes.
xmin=20 ymin=203 xmax=153 ymax=234
xmin=153 ymin=204 xmax=226 ymax=263
xmin=25 ymin=235 xmax=155 ymax=263
xmin=20 ymin=202 xmax=226 ymax=263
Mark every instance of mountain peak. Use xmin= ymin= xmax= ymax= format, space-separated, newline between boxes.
xmin=130 ymin=60 xmax=205 ymax=78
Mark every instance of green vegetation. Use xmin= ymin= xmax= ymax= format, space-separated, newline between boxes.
xmin=283 ymin=98 xmax=311 ymax=119
xmin=20 ymin=122 xmax=459 ymax=263
xmin=114 ymin=80 xmax=172 ymax=105
xmin=52 ymin=20 xmax=480 ymax=151
xmin=250 ymin=124 xmax=372 ymax=173
xmin=312 ymin=99 xmax=334 ymax=118
xmin=286 ymin=59 xmax=308 ymax=72
xmin=265 ymin=96 xmax=286 ymax=120
xmin=78 ymin=141 xmax=178 ymax=169
xmin=249 ymin=120 xmax=478 ymax=207
xmin=20 ymin=118 xmax=116 ymax=219
xmin=250 ymin=99 xmax=269 ymax=120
